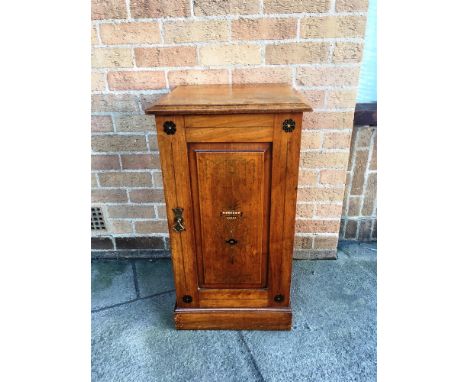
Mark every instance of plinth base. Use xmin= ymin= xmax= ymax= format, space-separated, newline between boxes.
xmin=174 ymin=306 xmax=292 ymax=330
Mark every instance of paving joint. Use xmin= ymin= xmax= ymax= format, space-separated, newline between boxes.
xmin=131 ymin=260 xmax=141 ymax=298
xmin=238 ymin=331 xmax=265 ymax=382
xmin=92 ymin=289 xmax=175 ymax=313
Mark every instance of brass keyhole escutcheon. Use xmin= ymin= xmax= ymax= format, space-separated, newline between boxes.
xmin=172 ymin=207 xmax=185 ymax=232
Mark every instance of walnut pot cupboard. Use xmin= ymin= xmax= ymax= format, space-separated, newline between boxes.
xmin=145 ymin=84 xmax=312 ymax=330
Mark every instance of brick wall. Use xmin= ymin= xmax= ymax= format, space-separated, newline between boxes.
xmin=339 ymin=123 xmax=377 ymax=241
xmin=91 ymin=0 xmax=369 ymax=259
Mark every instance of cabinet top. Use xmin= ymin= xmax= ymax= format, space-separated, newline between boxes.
xmin=145 ymin=84 xmax=312 ymax=115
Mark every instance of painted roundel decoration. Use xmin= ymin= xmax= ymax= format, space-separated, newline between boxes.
xmin=163 ymin=120 xmax=177 ymax=135
xmin=282 ymin=119 xmax=296 ymax=133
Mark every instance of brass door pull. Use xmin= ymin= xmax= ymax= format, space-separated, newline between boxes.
xmin=172 ymin=207 xmax=185 ymax=232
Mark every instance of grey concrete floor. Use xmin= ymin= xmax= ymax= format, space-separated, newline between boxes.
xmin=92 ymin=241 xmax=376 ymax=382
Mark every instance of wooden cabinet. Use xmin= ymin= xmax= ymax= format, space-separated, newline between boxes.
xmin=146 ymin=84 xmax=312 ymax=330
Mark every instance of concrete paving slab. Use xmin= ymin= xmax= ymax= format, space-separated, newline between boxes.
xmin=242 ymin=328 xmax=341 ymax=382
xmin=339 ymin=241 xmax=377 ymax=260
xmin=91 ymin=241 xmax=377 ymax=381
xmin=92 ymin=292 xmax=262 ymax=382
xmin=91 ymin=260 xmax=137 ymax=310
xmin=134 ymin=259 xmax=174 ymax=298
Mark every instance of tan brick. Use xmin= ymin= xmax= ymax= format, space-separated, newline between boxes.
xmin=108 ymin=220 xmax=133 ymax=234
xmin=148 ymin=135 xmax=158 ymax=151
xmin=91 ymin=94 xmax=139 ymax=113
xmin=350 ymin=150 xmax=369 ymax=194
xmin=232 ymin=18 xmax=296 ymax=40
xmin=135 ymin=47 xmax=197 ymax=67
xmin=301 ymin=16 xmax=367 ymax=38
xmin=345 ymin=219 xmax=357 ymax=239
xmin=302 ymin=90 xmax=326 ymax=109
xmin=314 ymin=236 xmax=338 ymax=249
xmin=129 ymin=189 xmax=165 ymax=203
xmin=303 ymin=112 xmax=354 ymax=129
xmin=336 ymin=0 xmax=368 ymax=12
xmin=91 ymin=72 xmax=106 ymax=91
xmin=134 ymin=220 xmax=168 ymax=234
xmin=264 ymin=0 xmax=329 ymax=13
xmin=301 ymin=152 xmax=349 ymax=169
xmin=341 ymin=196 xmax=348 ymax=216
xmin=333 ymin=42 xmax=364 ymax=63
xmin=297 ymin=187 xmax=344 ymax=202
xmin=168 ymin=69 xmax=229 ymax=87
xmin=121 ymin=154 xmax=160 ymax=169
xmin=108 ymin=205 xmax=155 ymax=219
xmin=327 ymin=89 xmax=357 ymax=109
xmin=115 ymin=115 xmax=154 ymax=132
xmin=356 ymin=127 xmax=375 ymax=148
xmin=298 ymin=169 xmax=318 ymax=186
xmin=91 ymin=189 xmax=128 ymax=203
xmin=91 ymin=173 xmax=98 ymax=187
xmin=301 ymin=131 xmax=321 ymax=149
xmin=295 ymin=219 xmax=340 ymax=233
xmin=108 ymin=71 xmax=166 ymax=91
xmin=347 ymin=196 xmax=361 ymax=216
xmin=323 ymin=132 xmax=352 ymax=149
xmin=91 ymin=48 xmax=133 ymax=68
xmin=232 ymin=67 xmax=292 ymax=84
xmin=92 ymin=155 xmax=120 ymax=170
xmin=164 ymin=20 xmax=229 ymax=43
xmin=130 ymin=0 xmax=190 ymax=18
xmin=296 ymin=204 xmax=314 ymax=218
xmin=99 ymin=22 xmax=161 ymax=44
xmin=99 ymin=172 xmax=153 ymax=187
xmin=140 ymin=94 xmax=163 ymax=111
xmin=194 ymin=0 xmax=260 ymax=15
xmin=296 ymin=67 xmax=360 ymax=87
xmin=92 ymin=0 xmax=127 ymax=20
xmin=362 ymin=173 xmax=376 ymax=215
xmin=358 ymin=219 xmax=373 ymax=240
xmin=319 ymin=170 xmax=347 ymax=185
xmin=294 ymin=236 xmax=313 ymax=250
xmin=266 ymin=43 xmax=329 ymax=65
xmin=91 ymin=26 xmax=99 ymax=44
xmin=369 ymin=134 xmax=377 ymax=170
xmin=91 ymin=135 xmax=147 ymax=152
xmin=157 ymin=205 xmax=167 ymax=219
xmin=199 ymin=45 xmax=261 ymax=66
xmin=91 ymin=116 xmax=113 ymax=132
xmin=315 ymin=204 xmax=343 ymax=217
xmin=152 ymin=172 xmax=163 ymax=187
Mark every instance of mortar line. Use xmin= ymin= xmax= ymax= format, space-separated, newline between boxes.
xmin=94 ymin=11 xmax=367 ymax=24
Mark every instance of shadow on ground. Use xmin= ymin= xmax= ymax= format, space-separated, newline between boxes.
xmin=92 ymin=241 xmax=376 ymax=382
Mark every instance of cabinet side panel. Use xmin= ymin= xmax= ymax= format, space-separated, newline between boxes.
xmin=156 ymin=116 xmax=199 ymax=307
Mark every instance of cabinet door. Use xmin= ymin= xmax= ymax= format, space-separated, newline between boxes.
xmin=188 ymin=143 xmax=271 ymax=290
xmin=157 ymin=113 xmax=302 ymax=309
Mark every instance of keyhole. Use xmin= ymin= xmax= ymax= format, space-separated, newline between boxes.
xmin=225 ymin=238 xmax=238 ymax=245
